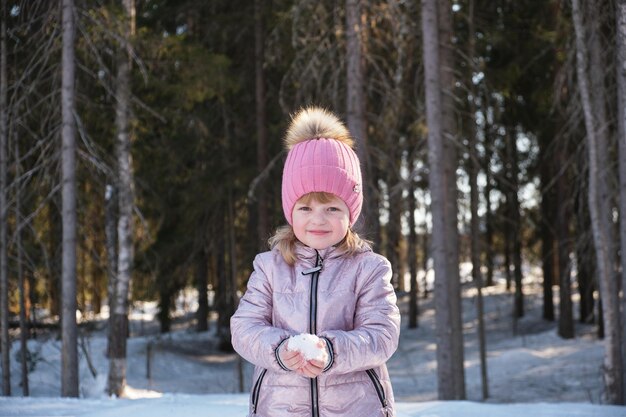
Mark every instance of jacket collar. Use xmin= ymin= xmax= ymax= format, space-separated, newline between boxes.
xmin=294 ymin=243 xmax=342 ymax=267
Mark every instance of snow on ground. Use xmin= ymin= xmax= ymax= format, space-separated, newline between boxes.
xmin=1 ymin=266 xmax=625 ymax=416
xmin=1 ymin=394 xmax=625 ymax=417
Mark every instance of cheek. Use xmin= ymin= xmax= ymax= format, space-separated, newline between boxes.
xmin=291 ymin=217 xmax=306 ymax=237
xmin=291 ymin=210 xmax=303 ymax=226
xmin=334 ymin=214 xmax=350 ymax=228
xmin=333 ymin=219 xmax=349 ymax=235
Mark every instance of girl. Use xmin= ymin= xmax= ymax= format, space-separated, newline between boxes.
xmin=231 ymin=107 xmax=400 ymax=417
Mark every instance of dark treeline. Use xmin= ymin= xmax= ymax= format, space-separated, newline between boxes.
xmin=1 ymin=0 xmax=625 ymax=404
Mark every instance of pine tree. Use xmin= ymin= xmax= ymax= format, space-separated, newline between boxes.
xmin=60 ymin=0 xmax=79 ymax=398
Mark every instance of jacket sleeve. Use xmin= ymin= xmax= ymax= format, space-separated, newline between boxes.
xmin=319 ymin=257 xmax=400 ymax=375
xmin=230 ymin=254 xmax=294 ymax=372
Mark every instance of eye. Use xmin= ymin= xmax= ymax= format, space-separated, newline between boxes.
xmin=327 ymin=206 xmax=341 ymax=212
xmin=297 ymin=206 xmax=311 ymax=211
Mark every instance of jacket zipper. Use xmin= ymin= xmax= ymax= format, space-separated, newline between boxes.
xmin=304 ymin=251 xmax=323 ymax=417
xmin=252 ymin=254 xmax=323 ymax=416
xmin=366 ymin=368 xmax=389 ymax=413
xmin=309 ymin=252 xmax=321 ymax=335
xmin=251 ymin=368 xmax=267 ymax=414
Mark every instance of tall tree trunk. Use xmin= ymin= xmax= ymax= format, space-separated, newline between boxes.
xmin=439 ymin=0 xmax=465 ymax=399
xmin=572 ymin=0 xmax=624 ymax=404
xmin=195 ymin=248 xmax=209 ymax=332
xmin=592 ymin=2 xmax=617 ymax=258
xmin=215 ymin=212 xmax=234 ymax=351
xmin=387 ymin=177 xmax=403 ymax=290
xmin=483 ymin=146 xmax=495 ymax=287
xmin=556 ymin=145 xmax=574 ymax=339
xmin=90 ymin=219 xmax=103 ymax=316
xmin=105 ymin=184 xmax=117 ymax=357
xmin=108 ymin=0 xmax=135 ymax=397
xmin=387 ymin=12 xmax=409 ymax=292
xmin=467 ymin=0 xmax=487 ymax=398
xmin=0 ymin=0 xmax=9 ymax=396
xmin=505 ymin=128 xmax=523 ymax=318
xmin=48 ymin=202 xmax=62 ymax=318
xmin=408 ymin=153 xmax=419 ymax=329
xmin=539 ymin=132 xmax=555 ymax=321
xmin=575 ymin=162 xmax=595 ymax=324
xmin=588 ymin=4 xmax=617 ymax=313
xmin=15 ymin=137 xmax=28 ymax=396
xmin=469 ymin=127 xmax=489 ymax=399
xmin=227 ymin=191 xmax=238 ymax=350
xmin=157 ymin=281 xmax=172 ymax=333
xmin=590 ymin=0 xmax=622 ymax=396
xmin=615 ymin=0 xmax=626 ymax=401
xmin=215 ymin=224 xmax=226 ymax=331
xmin=421 ymin=212 xmax=430 ymax=299
xmin=482 ymin=112 xmax=495 ymax=288
xmin=421 ymin=0 xmax=465 ymax=400
xmin=346 ymin=0 xmax=378 ymax=243
xmin=61 ymin=0 xmax=79 ymax=398
xmin=254 ymin=0 xmax=269 ymax=249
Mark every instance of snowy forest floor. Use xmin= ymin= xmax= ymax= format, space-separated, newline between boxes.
xmin=2 ymin=270 xmax=611 ymax=406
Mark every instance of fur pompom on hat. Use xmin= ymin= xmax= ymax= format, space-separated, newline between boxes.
xmin=281 ymin=107 xmax=363 ymax=226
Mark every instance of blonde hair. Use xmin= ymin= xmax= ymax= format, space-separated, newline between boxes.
xmin=269 ymin=192 xmax=371 ymax=265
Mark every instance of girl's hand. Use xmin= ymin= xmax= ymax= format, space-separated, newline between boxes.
xmin=278 ymin=342 xmax=306 ymax=371
xmin=294 ymin=339 xmax=329 ymax=378
xmin=296 ymin=358 xmax=326 ymax=378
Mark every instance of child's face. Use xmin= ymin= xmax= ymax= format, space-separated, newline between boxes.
xmin=292 ymin=194 xmax=350 ymax=250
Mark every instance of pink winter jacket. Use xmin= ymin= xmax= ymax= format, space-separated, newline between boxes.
xmin=230 ymin=243 xmax=401 ymax=417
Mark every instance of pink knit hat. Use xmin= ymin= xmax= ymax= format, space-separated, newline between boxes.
xmin=281 ymin=108 xmax=363 ymax=226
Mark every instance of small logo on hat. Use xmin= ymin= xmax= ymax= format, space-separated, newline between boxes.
xmin=353 ymin=183 xmax=361 ymax=193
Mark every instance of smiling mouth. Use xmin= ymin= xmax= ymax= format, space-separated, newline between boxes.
xmin=308 ymin=230 xmax=330 ymax=235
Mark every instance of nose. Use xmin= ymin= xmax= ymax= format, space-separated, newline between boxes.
xmin=310 ymin=210 xmax=327 ymax=225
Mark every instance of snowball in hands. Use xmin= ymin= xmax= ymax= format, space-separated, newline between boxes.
xmin=288 ymin=334 xmax=328 ymax=362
